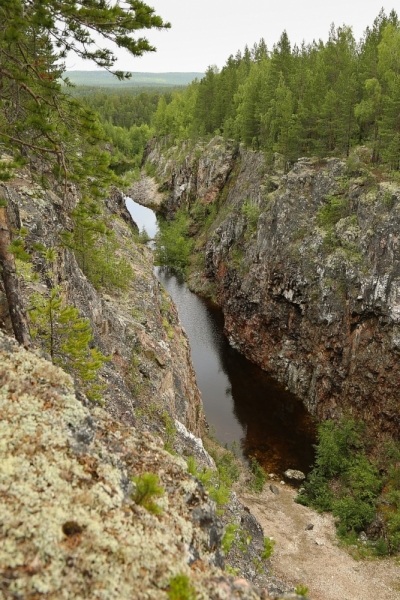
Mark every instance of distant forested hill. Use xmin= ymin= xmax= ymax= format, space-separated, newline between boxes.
xmin=64 ymin=71 xmax=204 ymax=87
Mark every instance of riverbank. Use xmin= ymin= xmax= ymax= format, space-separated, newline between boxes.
xmin=241 ymin=482 xmax=400 ymax=600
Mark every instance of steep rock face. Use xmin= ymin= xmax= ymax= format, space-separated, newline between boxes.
xmin=0 ymin=173 xmax=204 ymax=445
xmin=143 ymin=136 xmax=237 ymax=218
xmin=146 ymin=140 xmax=400 ymax=438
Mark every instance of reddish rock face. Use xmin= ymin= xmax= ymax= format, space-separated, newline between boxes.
xmin=148 ymin=139 xmax=400 ymax=439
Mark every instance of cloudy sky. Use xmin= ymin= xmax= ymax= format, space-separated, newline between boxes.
xmin=67 ymin=1 xmax=397 ymax=73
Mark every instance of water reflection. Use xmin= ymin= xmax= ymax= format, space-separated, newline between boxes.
xmin=125 ymin=197 xmax=316 ymax=475
xmin=157 ymin=268 xmax=316 ymax=475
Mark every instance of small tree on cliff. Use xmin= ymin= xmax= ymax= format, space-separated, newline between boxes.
xmin=29 ymin=287 xmax=109 ymax=402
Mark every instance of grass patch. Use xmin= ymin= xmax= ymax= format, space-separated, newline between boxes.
xmin=187 ymin=447 xmax=240 ymax=507
xmin=317 ymin=195 xmax=349 ymax=229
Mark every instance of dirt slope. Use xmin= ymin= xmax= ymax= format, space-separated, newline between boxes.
xmin=241 ymin=483 xmax=400 ymax=600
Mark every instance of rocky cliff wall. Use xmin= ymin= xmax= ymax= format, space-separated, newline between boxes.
xmin=0 ymin=329 xmax=254 ymax=599
xmin=0 ymin=170 xmax=204 ymax=449
xmin=0 ymin=164 xmax=304 ymax=600
xmin=145 ymin=138 xmax=400 ymax=439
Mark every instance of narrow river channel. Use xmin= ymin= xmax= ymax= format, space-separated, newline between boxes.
xmin=126 ymin=197 xmax=316 ymax=476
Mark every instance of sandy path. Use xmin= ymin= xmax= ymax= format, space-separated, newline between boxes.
xmin=240 ymin=484 xmax=400 ymax=600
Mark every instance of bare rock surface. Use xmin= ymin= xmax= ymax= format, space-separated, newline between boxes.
xmin=128 ymin=174 xmax=165 ymax=208
xmin=284 ymin=470 xmax=305 ymax=482
xmin=0 ymin=330 xmax=244 ymax=599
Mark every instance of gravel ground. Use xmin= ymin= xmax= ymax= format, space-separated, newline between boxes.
xmin=240 ymin=483 xmax=400 ymax=600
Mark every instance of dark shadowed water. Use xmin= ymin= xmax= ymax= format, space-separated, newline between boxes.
xmin=127 ymin=198 xmax=316 ymax=475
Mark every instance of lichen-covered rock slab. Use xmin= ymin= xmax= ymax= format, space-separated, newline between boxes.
xmin=0 ymin=331 xmax=227 ymax=599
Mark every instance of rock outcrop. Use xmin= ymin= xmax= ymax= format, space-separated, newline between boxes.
xmin=144 ymin=138 xmax=400 ymax=439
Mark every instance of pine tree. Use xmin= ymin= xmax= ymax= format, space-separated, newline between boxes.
xmin=61 ymin=199 xmax=133 ymax=291
xmin=355 ymin=78 xmax=383 ymax=162
xmin=0 ymin=0 xmax=169 ymax=343
xmin=193 ymin=66 xmax=219 ymax=135
xmin=235 ymin=61 xmax=268 ymax=147
xmin=378 ymin=23 xmax=400 ymax=170
xmin=29 ymin=287 xmax=109 ymax=402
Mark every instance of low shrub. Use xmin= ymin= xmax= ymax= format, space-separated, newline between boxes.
xmin=221 ymin=523 xmax=239 ymax=554
xmin=167 ymin=574 xmax=196 ymax=600
xmin=317 ymin=194 xmax=349 ymax=229
xmin=297 ymin=417 xmax=400 ymax=553
xmin=261 ymin=537 xmax=275 ymax=560
xmin=248 ymin=457 xmax=266 ymax=493
xmin=131 ymin=472 xmax=164 ymax=514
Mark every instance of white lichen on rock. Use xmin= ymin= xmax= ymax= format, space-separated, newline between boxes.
xmin=0 ymin=331 xmax=236 ymax=600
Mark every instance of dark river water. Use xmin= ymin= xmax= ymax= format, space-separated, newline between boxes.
xmin=126 ymin=197 xmax=316 ymax=475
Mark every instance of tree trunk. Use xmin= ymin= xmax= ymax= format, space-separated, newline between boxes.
xmin=0 ymin=199 xmax=31 ymax=348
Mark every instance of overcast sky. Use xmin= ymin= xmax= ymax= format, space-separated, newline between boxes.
xmin=66 ymin=1 xmax=397 ymax=73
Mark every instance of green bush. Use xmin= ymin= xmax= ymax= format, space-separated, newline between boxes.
xmin=241 ymin=199 xmax=261 ymax=232
xmin=248 ymin=457 xmax=266 ymax=493
xmin=155 ymin=209 xmax=194 ymax=274
xmin=261 ymin=537 xmax=275 ymax=560
xmin=216 ymin=451 xmax=240 ymax=487
xmin=315 ymin=418 xmax=364 ymax=478
xmin=375 ymin=538 xmax=389 ymax=556
xmin=297 ymin=417 xmax=398 ymax=547
xmin=295 ymin=584 xmax=309 ymax=597
xmin=131 ymin=472 xmax=164 ymax=514
xmin=333 ymin=496 xmax=376 ymax=531
xmin=386 ymin=510 xmax=400 ymax=552
xmin=144 ymin=161 xmax=157 ymax=178
xmin=221 ymin=523 xmax=239 ymax=555
xmin=186 ymin=449 xmax=240 ymax=508
xmin=167 ymin=574 xmax=196 ymax=600
xmin=209 ymin=484 xmax=230 ymax=506
xmin=317 ymin=195 xmax=349 ymax=229
xmin=296 ymin=470 xmax=334 ymax=512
